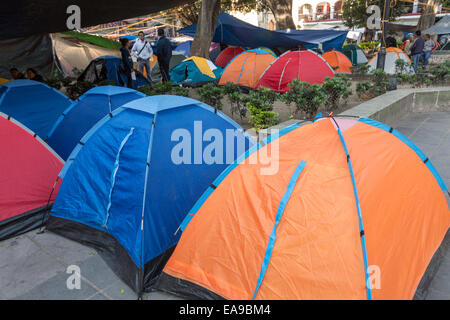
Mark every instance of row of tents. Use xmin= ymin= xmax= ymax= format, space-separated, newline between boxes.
xmin=0 ymin=79 xmax=449 ymax=299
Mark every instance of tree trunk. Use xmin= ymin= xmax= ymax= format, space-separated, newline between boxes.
xmin=189 ymin=0 xmax=221 ymax=58
xmin=417 ymin=0 xmax=441 ymax=30
xmin=266 ymin=0 xmax=296 ymax=30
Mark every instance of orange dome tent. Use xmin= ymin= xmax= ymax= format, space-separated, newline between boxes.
xmin=322 ymin=50 xmax=353 ymax=73
xmin=218 ymin=48 xmax=277 ymax=89
xmin=215 ymin=47 xmax=245 ymax=68
xmin=158 ymin=116 xmax=450 ymax=300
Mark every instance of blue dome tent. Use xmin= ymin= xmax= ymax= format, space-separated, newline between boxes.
xmin=47 ymin=86 xmax=145 ymax=160
xmin=0 ymin=80 xmax=72 ymax=139
xmin=174 ymin=40 xmax=192 ymax=56
xmin=78 ymin=56 xmax=149 ymax=88
xmin=47 ymin=95 xmax=254 ymax=294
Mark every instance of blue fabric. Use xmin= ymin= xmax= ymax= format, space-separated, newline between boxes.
xmin=178 ymin=13 xmax=348 ymax=51
xmin=252 ymin=161 xmax=306 ymax=299
xmin=47 ymin=86 xmax=145 ymax=160
xmin=359 ymin=118 xmax=448 ymax=193
xmin=336 ymin=127 xmax=372 ymax=300
xmin=174 ymin=41 xmax=192 ymax=56
xmin=0 ymin=80 xmax=72 ymax=138
xmin=51 ymin=95 xmax=254 ymax=268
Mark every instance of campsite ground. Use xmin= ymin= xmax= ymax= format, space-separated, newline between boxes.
xmin=1 ymin=110 xmax=449 ymax=300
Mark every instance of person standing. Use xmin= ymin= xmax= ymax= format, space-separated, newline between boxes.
xmin=385 ymin=32 xmax=397 ymax=48
xmin=423 ymin=34 xmax=434 ymax=69
xmin=403 ymin=34 xmax=415 ymax=56
xmin=132 ymin=31 xmax=153 ymax=84
xmin=120 ymin=38 xmax=134 ymax=88
xmin=410 ymin=31 xmax=424 ymax=73
xmin=156 ymin=28 xmax=172 ymax=83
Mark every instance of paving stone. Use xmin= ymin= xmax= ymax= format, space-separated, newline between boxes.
xmin=27 ymin=230 xmax=95 ymax=266
xmin=100 ymin=280 xmax=137 ymax=300
xmin=145 ymin=290 xmax=183 ymax=300
xmin=75 ymin=255 xmax=119 ymax=291
xmin=425 ymin=289 xmax=450 ymax=300
xmin=0 ymin=235 xmax=65 ymax=299
xmin=14 ymin=273 xmax=98 ymax=300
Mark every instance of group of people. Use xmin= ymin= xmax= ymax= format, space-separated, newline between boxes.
xmin=9 ymin=67 xmax=45 ymax=82
xmin=120 ymin=28 xmax=173 ymax=88
xmin=402 ymin=31 xmax=436 ymax=72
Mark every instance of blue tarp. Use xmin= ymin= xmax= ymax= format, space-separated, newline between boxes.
xmin=0 ymin=80 xmax=72 ymax=139
xmin=50 ymin=95 xmax=254 ymax=289
xmin=178 ymin=13 xmax=348 ymax=51
xmin=174 ymin=40 xmax=192 ymax=56
xmin=47 ymin=86 xmax=145 ymax=160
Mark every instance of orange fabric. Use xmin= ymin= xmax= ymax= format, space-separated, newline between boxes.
xmin=344 ymin=122 xmax=450 ymax=299
xmin=322 ymin=51 xmax=353 ymax=73
xmin=219 ymin=51 xmax=276 ymax=88
xmin=163 ymin=118 xmax=449 ymax=300
xmin=164 ymin=119 xmax=367 ymax=300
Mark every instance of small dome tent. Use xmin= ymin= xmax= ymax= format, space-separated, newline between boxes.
xmin=256 ymin=50 xmax=335 ymax=93
xmin=170 ymin=57 xmax=223 ymax=86
xmin=367 ymin=47 xmax=414 ymax=74
xmin=78 ymin=56 xmax=149 ymax=88
xmin=322 ymin=50 xmax=353 ymax=73
xmin=340 ymin=44 xmax=368 ymax=66
xmin=219 ymin=48 xmax=277 ymax=89
xmin=47 ymin=95 xmax=254 ymax=294
xmin=47 ymin=86 xmax=145 ymax=160
xmin=0 ymin=113 xmax=63 ymax=241
xmin=0 ymin=80 xmax=72 ymax=139
xmin=158 ymin=116 xmax=450 ymax=300
xmin=215 ymin=47 xmax=245 ymax=68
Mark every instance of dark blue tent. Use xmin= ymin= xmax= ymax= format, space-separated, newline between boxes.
xmin=47 ymin=95 xmax=255 ymax=294
xmin=78 ymin=56 xmax=149 ymax=88
xmin=47 ymin=86 xmax=145 ymax=160
xmin=178 ymin=13 xmax=348 ymax=51
xmin=0 ymin=80 xmax=72 ymax=139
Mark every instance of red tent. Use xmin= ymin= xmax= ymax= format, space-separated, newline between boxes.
xmin=0 ymin=114 xmax=63 ymax=240
xmin=256 ymin=50 xmax=335 ymax=93
xmin=215 ymin=47 xmax=245 ymax=68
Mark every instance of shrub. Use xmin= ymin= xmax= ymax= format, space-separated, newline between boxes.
xmin=172 ymin=85 xmax=190 ymax=97
xmin=152 ymin=82 xmax=173 ymax=95
xmin=371 ymin=69 xmax=390 ymax=95
xmin=428 ymin=61 xmax=450 ymax=83
xmin=197 ymin=83 xmax=225 ymax=111
xmin=283 ymin=79 xmax=326 ymax=118
xmin=321 ymin=75 xmax=352 ymax=110
xmin=356 ymin=81 xmax=372 ymax=98
xmin=351 ymin=64 xmax=370 ymax=75
xmin=247 ymin=102 xmax=280 ymax=133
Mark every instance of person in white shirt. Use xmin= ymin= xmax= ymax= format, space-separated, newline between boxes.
xmin=131 ymin=31 xmax=153 ymax=83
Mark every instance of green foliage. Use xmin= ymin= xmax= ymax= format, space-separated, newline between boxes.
xmin=351 ymin=63 xmax=370 ymax=75
xmin=282 ymin=79 xmax=326 ymax=118
xmin=342 ymin=0 xmax=401 ymax=29
xmin=428 ymin=61 xmax=450 ymax=83
xmin=172 ymin=85 xmax=190 ymax=97
xmin=321 ymin=75 xmax=352 ymax=110
xmin=356 ymin=81 xmax=372 ymax=98
xmin=395 ymin=59 xmax=408 ymax=75
xmin=152 ymin=82 xmax=173 ymax=95
xmin=222 ymin=82 xmax=247 ymax=120
xmin=371 ymin=69 xmax=390 ymax=95
xmin=357 ymin=41 xmax=380 ymax=51
xmin=247 ymin=103 xmax=280 ymax=133
xmin=244 ymin=86 xmax=280 ymax=132
xmin=197 ymin=83 xmax=225 ymax=111
xmin=65 ymin=81 xmax=95 ymax=100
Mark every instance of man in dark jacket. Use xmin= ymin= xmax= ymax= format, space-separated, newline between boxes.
xmin=156 ymin=28 xmax=172 ymax=83
xmin=120 ymin=38 xmax=134 ymax=88
xmin=410 ymin=30 xmax=424 ymax=73
xmin=385 ymin=33 xmax=397 ymax=48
